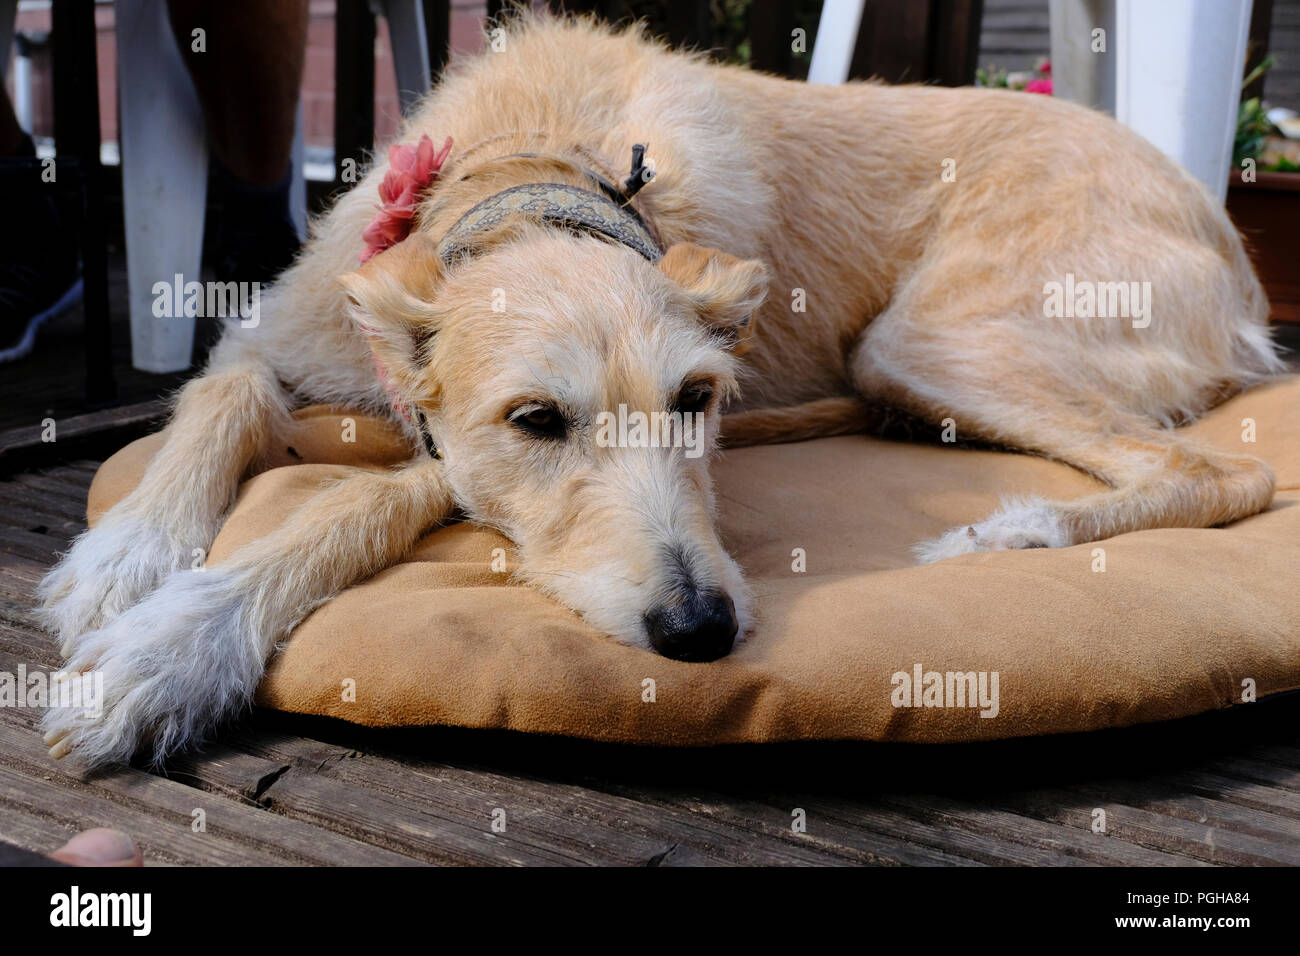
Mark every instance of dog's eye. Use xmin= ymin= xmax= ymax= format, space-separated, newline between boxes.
xmin=508 ymin=403 xmax=567 ymax=440
xmin=674 ymin=381 xmax=715 ymax=415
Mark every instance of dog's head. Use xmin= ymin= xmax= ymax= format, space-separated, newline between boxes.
xmin=341 ymin=226 xmax=768 ymax=661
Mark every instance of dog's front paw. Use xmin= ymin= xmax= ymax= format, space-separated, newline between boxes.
xmin=41 ymin=568 xmax=264 ymax=769
xmin=915 ymin=497 xmax=1071 ymax=564
xmin=38 ymin=514 xmax=192 ymax=657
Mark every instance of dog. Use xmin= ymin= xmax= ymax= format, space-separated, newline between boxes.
xmin=38 ymin=14 xmax=1283 ymax=768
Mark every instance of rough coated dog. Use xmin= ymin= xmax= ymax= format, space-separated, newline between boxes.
xmin=40 ymin=15 xmax=1283 ymax=767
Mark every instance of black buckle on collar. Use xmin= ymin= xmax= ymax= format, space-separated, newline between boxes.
xmin=623 ymin=143 xmax=655 ymax=198
xmin=414 ymin=408 xmax=440 ymax=460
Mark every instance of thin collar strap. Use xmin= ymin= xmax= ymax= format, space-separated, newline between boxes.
xmin=486 ymin=149 xmax=656 ymax=224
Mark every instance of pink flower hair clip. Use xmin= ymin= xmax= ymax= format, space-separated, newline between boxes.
xmin=359 ymin=133 xmax=453 ymax=263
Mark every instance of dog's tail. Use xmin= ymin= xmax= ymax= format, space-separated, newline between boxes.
xmin=719 ymin=396 xmax=873 ymax=448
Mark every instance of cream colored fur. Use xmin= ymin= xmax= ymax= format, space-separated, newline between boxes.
xmin=40 ymin=13 xmax=1282 ymax=767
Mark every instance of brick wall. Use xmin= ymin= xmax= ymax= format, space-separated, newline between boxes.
xmin=302 ymin=0 xmax=490 ymax=148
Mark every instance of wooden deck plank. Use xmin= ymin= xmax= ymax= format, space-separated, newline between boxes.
xmin=293 ymin=745 xmax=868 ymax=866
xmin=0 ymin=761 xmax=291 ymax=867
xmin=175 ymin=735 xmax=676 ymax=866
xmin=1071 ymin=778 xmax=1300 ymax=845
xmin=0 ymin=491 xmax=85 ymax=537
xmin=0 ymin=627 xmax=59 ymax=673
xmin=575 ymin=783 xmax=987 ymax=866
xmin=1161 ymin=769 xmax=1300 ymax=821
xmin=1237 ymin=744 xmax=1300 ymax=771
xmin=229 ymin=722 xmax=994 ymax=866
xmin=1 ymin=615 xmax=71 ymax=668
xmin=0 ymin=525 xmax=64 ymax=566
xmin=0 ymin=592 xmax=43 ymax=627
xmin=1204 ymin=756 xmax=1300 ymax=791
xmin=7 ymin=471 xmax=96 ymax=511
xmin=0 ymin=493 xmax=87 ymax=530
xmin=747 ymin=794 xmax=1094 ymax=866
xmin=0 ymin=467 xmax=92 ymax=507
xmin=0 ymin=554 xmax=48 ymax=601
xmin=206 ymin=731 xmax=853 ymax=866
xmin=647 ymin=843 xmax=733 ymax=866
xmin=994 ymin=786 xmax=1300 ymax=866
xmin=0 ymin=592 xmax=52 ymax=632
xmin=868 ymin=793 xmax=1208 ymax=866
xmin=0 ymin=400 xmax=166 ymax=457
xmin=234 ymin=759 xmax=648 ymax=866
xmin=0 ymin=801 xmax=89 ymax=860
xmin=0 ymin=711 xmax=424 ymax=867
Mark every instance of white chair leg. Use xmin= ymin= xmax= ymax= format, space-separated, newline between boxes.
xmin=116 ymin=0 xmax=207 ymax=373
xmin=807 ymin=0 xmax=867 ymax=86
xmin=1114 ymin=0 xmax=1253 ymax=204
xmin=377 ymin=0 xmax=432 ymax=114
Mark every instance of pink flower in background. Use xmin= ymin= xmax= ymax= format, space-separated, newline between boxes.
xmin=1025 ymin=78 xmax=1053 ymax=95
xmin=360 ymin=134 xmax=453 ymax=263
xmin=1039 ymin=59 xmax=1051 ymax=76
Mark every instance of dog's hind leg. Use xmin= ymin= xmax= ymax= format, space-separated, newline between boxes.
xmin=850 ymin=318 xmax=1276 ymax=563
xmin=912 ymin=419 xmax=1275 ymax=562
xmin=42 ymin=459 xmax=454 ymax=768
xmin=38 ymin=338 xmax=289 ymax=654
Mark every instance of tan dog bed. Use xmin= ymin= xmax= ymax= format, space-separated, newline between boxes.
xmin=86 ymin=377 xmax=1300 ymax=745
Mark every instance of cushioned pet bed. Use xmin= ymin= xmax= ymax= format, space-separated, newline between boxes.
xmin=87 ymin=377 xmax=1300 ymax=745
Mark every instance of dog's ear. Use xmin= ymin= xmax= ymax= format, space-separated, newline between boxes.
xmin=338 ymin=232 xmax=445 ymax=393
xmin=658 ymin=243 xmax=769 ymax=354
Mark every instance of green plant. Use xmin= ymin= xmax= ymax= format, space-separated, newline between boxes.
xmin=1235 ymin=96 xmax=1276 ymax=167
xmin=975 ymin=59 xmax=1050 ymax=93
xmin=1232 ymin=54 xmax=1296 ymax=171
xmin=974 ymin=65 xmax=1009 ymax=88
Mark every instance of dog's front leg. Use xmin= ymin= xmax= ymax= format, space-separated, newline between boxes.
xmin=38 ymin=352 xmax=288 ymax=653
xmin=42 ymin=460 xmax=453 ymax=769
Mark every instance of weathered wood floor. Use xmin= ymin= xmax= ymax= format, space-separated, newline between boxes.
xmin=1 ymin=460 xmax=1299 ymax=866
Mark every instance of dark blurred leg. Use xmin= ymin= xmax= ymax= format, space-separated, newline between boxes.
xmin=0 ymin=69 xmax=83 ymax=364
xmin=0 ymin=88 xmax=25 ymax=155
xmin=167 ymin=0 xmax=308 ymax=186
xmin=167 ymin=0 xmax=309 ymax=283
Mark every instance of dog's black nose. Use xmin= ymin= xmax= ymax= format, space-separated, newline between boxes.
xmin=645 ymin=591 xmax=738 ymax=662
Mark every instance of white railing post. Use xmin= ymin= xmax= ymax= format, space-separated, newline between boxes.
xmin=1113 ymin=0 xmax=1253 ymax=203
xmin=807 ymin=0 xmax=867 ymax=86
